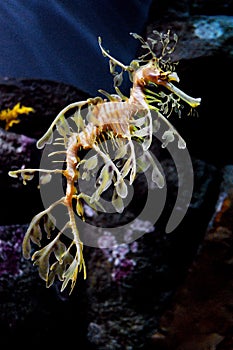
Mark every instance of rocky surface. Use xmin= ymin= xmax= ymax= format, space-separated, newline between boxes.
xmin=0 ymin=226 xmax=89 ymax=348
xmin=151 ymin=166 xmax=233 ymax=350
xmin=0 ymin=78 xmax=89 ymax=139
xmin=0 ymin=1 xmax=233 ymax=349
xmin=0 ymin=129 xmax=40 ymax=224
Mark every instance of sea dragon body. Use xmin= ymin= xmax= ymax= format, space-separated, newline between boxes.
xmin=9 ymin=31 xmax=201 ymax=293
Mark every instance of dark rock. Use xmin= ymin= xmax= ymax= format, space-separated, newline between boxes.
xmin=149 ymin=0 xmax=190 ymax=20
xmin=191 ymin=0 xmax=233 ymax=16
xmin=0 ymin=223 xmax=90 ymax=348
xmin=151 ymin=165 xmax=233 ymax=349
xmin=0 ymin=128 xmax=38 ymax=190
xmin=149 ymin=0 xmax=233 ymax=20
xmin=147 ymin=16 xmax=233 ymax=61
xmin=0 ymin=224 xmax=43 ymax=330
xmin=0 ymin=78 xmax=89 ymax=140
xmin=0 ymin=128 xmax=42 ymax=225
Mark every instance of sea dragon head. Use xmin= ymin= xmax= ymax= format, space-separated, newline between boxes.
xmin=129 ymin=31 xmax=201 ymax=109
xmin=98 ymin=31 xmax=201 ymax=110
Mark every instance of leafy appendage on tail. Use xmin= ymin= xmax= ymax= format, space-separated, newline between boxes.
xmin=21 ymin=199 xmax=86 ymax=294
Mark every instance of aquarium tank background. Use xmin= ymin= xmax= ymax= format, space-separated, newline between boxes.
xmin=0 ymin=1 xmax=233 ymax=349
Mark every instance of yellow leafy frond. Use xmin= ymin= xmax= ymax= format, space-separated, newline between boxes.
xmin=0 ymin=103 xmax=35 ymax=130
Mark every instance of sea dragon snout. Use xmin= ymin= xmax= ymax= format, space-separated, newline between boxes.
xmin=163 ymin=71 xmax=201 ymax=108
xmin=144 ymin=67 xmax=201 ymax=109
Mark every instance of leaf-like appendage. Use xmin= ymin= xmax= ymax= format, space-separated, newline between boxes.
xmin=162 ymin=129 xmax=175 ymax=148
xmin=40 ymin=173 xmax=52 ymax=185
xmin=71 ymin=109 xmax=85 ymax=132
xmin=32 ymin=247 xmax=51 ymax=281
xmin=178 ymin=136 xmax=186 ymax=149
xmin=22 ymin=199 xmax=64 ymax=260
xmin=76 ymin=199 xmax=84 ymax=217
xmin=109 ymin=60 xmax=116 ymax=75
xmin=61 ymin=257 xmax=79 ymax=292
xmin=153 ymin=119 xmax=161 ymax=133
xmin=60 ymin=249 xmax=86 ymax=294
xmin=115 ymin=179 xmax=128 ymax=198
xmin=91 ymin=164 xmax=113 ymax=202
xmin=22 ymin=233 xmax=32 ymax=260
xmin=133 ymin=126 xmax=151 ymax=138
xmin=30 ymin=224 xmax=42 ymax=247
xmin=53 ymin=240 xmax=67 ymax=261
xmin=83 ymin=154 xmax=98 ymax=171
xmin=56 ymin=114 xmax=71 ymax=138
xmin=113 ymin=71 xmax=123 ymax=87
xmin=20 ymin=171 xmax=35 ymax=185
xmin=136 ymin=151 xmax=164 ymax=189
xmin=131 ymin=116 xmax=147 ymax=128
xmin=80 ymin=194 xmax=106 ymax=212
xmin=37 ymin=129 xmax=53 ymax=149
xmin=81 ymin=171 xmax=91 ymax=181
xmin=114 ymin=144 xmax=128 ymax=160
xmin=152 ymin=165 xmax=164 ymax=189
xmin=121 ymin=158 xmax=132 ymax=179
xmin=46 ymin=246 xmax=73 ymax=288
xmin=112 ymin=190 xmax=124 ymax=213
xmin=136 ymin=153 xmax=151 ymax=173
xmin=47 ymin=262 xmax=62 ymax=287
xmin=32 ymin=235 xmax=61 ymax=281
xmin=43 ymin=214 xmax=56 ymax=239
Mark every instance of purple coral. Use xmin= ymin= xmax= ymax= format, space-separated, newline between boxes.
xmin=110 ymin=243 xmax=138 ymax=283
xmin=97 ymin=231 xmax=117 ymax=250
xmin=97 ymin=230 xmax=139 ymax=284
xmin=111 ymin=258 xmax=136 ymax=283
xmin=97 ymin=218 xmax=154 ymax=284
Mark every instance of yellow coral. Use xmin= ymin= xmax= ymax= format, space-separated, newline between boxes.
xmin=0 ymin=103 xmax=35 ymax=130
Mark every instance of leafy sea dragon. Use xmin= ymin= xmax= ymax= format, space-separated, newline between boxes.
xmin=9 ymin=31 xmax=201 ymax=293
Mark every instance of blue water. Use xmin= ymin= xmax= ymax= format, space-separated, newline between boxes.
xmin=0 ymin=1 xmax=152 ymax=96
